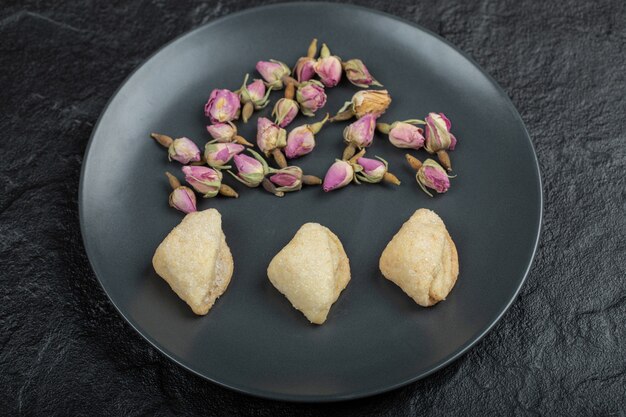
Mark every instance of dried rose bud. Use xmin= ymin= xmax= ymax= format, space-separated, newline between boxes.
xmin=285 ymin=114 xmax=329 ymax=159
xmin=205 ymin=122 xmax=252 ymax=146
xmin=182 ymin=165 xmax=222 ymax=198
xmin=323 ymin=160 xmax=354 ymax=192
xmin=294 ymin=38 xmax=318 ymax=82
xmin=354 ymin=156 xmax=401 ymax=185
xmin=167 ymin=137 xmax=201 ymax=164
xmin=204 ymin=142 xmax=245 ymax=169
xmin=342 ymin=113 xmax=377 ymax=160
xmin=256 ymin=59 xmax=291 ymax=89
xmin=315 ymin=43 xmax=342 ymax=87
xmin=342 ymin=59 xmax=382 ymax=88
xmin=256 ymin=117 xmax=288 ymax=168
xmin=406 ymin=155 xmax=452 ymax=197
xmin=228 ymin=149 xmax=270 ymax=188
xmin=424 ymin=112 xmax=457 ymax=171
xmin=165 ymin=172 xmax=197 ymax=214
xmin=377 ymin=120 xmax=425 ymax=150
xmin=268 ymin=166 xmax=303 ymax=193
xmin=272 ymin=97 xmax=299 ymax=128
xmin=296 ymin=80 xmax=327 ymax=117
xmin=169 ymin=186 xmax=197 ymax=213
xmin=204 ymin=89 xmax=241 ymax=123
xmin=238 ymin=73 xmax=272 ymax=123
xmin=332 ymin=89 xmax=392 ymax=121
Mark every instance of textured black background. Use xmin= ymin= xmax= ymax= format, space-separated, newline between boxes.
xmin=1 ymin=0 xmax=624 ymax=415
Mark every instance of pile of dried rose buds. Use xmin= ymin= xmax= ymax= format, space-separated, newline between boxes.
xmin=151 ymin=38 xmax=460 ymax=213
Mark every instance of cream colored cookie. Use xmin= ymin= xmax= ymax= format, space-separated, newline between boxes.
xmin=152 ymin=209 xmax=233 ymax=315
xmin=267 ymin=223 xmax=350 ymax=324
xmin=379 ymin=209 xmax=458 ymax=306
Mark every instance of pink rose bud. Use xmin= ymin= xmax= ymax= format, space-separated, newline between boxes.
xmin=169 ymin=186 xmax=197 ymax=214
xmin=356 ymin=157 xmax=386 ymax=182
xmin=294 ymin=57 xmax=316 ymax=82
xmin=315 ymin=43 xmax=342 ymax=87
xmin=238 ymin=74 xmax=273 ymax=123
xmin=272 ymin=98 xmax=299 ymax=128
xmin=296 ymin=80 xmax=327 ymax=117
xmin=425 ymin=112 xmax=457 ymax=152
xmin=376 ymin=120 xmax=425 ymax=150
xmin=204 ymin=142 xmax=245 ymax=169
xmin=182 ymin=165 xmax=222 ymax=198
xmin=269 ymin=166 xmax=303 ymax=192
xmin=293 ymin=38 xmax=318 ymax=82
xmin=204 ymin=89 xmax=241 ymax=123
xmin=206 ymin=122 xmax=237 ymax=143
xmin=285 ymin=125 xmax=315 ymax=159
xmin=284 ymin=114 xmax=329 ymax=159
xmin=424 ymin=112 xmax=456 ymax=171
xmin=256 ymin=117 xmax=287 ymax=155
xmin=342 ymin=59 xmax=382 ymax=88
xmin=228 ymin=149 xmax=269 ymax=188
xmin=256 ymin=59 xmax=291 ymax=89
xmin=167 ymin=137 xmax=201 ymax=164
xmin=417 ymin=158 xmax=451 ymax=197
xmin=344 ymin=113 xmax=377 ymax=148
xmin=323 ymin=160 xmax=354 ymax=192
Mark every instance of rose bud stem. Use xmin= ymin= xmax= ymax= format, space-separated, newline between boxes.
xmin=307 ymin=38 xmax=318 ymax=59
xmin=284 ymin=81 xmax=296 ymax=100
xmin=242 ymin=101 xmax=254 ymax=123
xmin=302 ymin=175 xmax=322 ymax=185
xmin=383 ymin=172 xmax=401 ymax=186
xmin=348 ymin=148 xmax=367 ymax=164
xmin=151 ymin=133 xmax=173 ymax=148
xmin=165 ymin=171 xmax=181 ymax=189
xmin=376 ymin=123 xmax=391 ymax=134
xmin=330 ymin=110 xmax=354 ymax=122
xmin=281 ymin=75 xmax=300 ymax=88
xmin=342 ymin=143 xmax=357 ymax=161
xmin=271 ymin=148 xmax=288 ymax=168
xmin=233 ymin=135 xmax=254 ymax=146
xmin=218 ymin=184 xmax=239 ymax=198
xmin=262 ymin=177 xmax=285 ymax=197
xmin=406 ymin=154 xmax=423 ymax=171
xmin=436 ymin=150 xmax=452 ymax=172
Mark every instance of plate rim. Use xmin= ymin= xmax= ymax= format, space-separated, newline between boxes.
xmin=79 ymin=1 xmax=543 ymax=402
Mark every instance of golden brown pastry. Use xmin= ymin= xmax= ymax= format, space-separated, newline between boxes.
xmin=379 ymin=209 xmax=458 ymax=306
xmin=267 ymin=223 xmax=350 ymax=324
xmin=152 ymin=209 xmax=233 ymax=315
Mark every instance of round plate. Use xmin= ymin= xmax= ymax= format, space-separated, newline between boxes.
xmin=80 ymin=2 xmax=542 ymax=402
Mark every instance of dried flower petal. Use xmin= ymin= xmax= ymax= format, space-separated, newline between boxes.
xmin=228 ymin=149 xmax=269 ymax=187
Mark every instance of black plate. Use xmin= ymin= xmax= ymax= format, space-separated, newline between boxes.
xmin=80 ymin=2 xmax=542 ymax=401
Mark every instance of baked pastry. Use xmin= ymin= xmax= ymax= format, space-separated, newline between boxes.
xmin=379 ymin=209 xmax=458 ymax=306
xmin=152 ymin=208 xmax=233 ymax=315
xmin=267 ymin=223 xmax=350 ymax=324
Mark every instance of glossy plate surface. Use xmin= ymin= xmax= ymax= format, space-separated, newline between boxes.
xmin=80 ymin=2 xmax=542 ymax=401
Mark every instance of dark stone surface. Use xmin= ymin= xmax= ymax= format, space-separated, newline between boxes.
xmin=0 ymin=0 xmax=624 ymax=415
